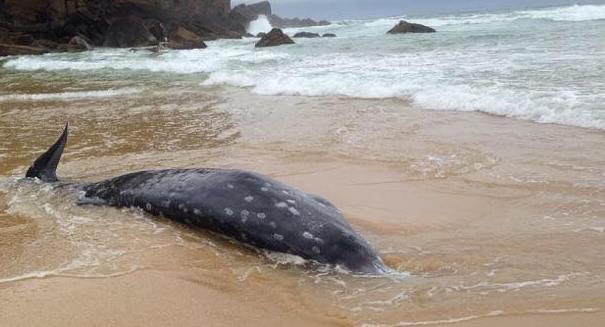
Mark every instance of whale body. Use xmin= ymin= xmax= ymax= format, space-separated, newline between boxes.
xmin=25 ymin=124 xmax=387 ymax=274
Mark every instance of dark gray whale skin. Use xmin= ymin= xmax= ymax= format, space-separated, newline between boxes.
xmin=82 ymin=169 xmax=386 ymax=274
xmin=26 ymin=124 xmax=387 ymax=274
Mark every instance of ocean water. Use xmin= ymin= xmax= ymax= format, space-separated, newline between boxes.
xmin=1 ymin=3 xmax=605 ymax=130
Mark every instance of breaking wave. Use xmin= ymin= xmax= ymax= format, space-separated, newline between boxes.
xmin=1 ymin=3 xmax=604 ymax=129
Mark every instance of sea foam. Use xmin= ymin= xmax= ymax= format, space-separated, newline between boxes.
xmin=364 ymin=3 xmax=605 ymax=28
xmin=1 ymin=4 xmax=604 ymax=130
xmin=247 ymin=15 xmax=273 ymax=35
xmin=0 ymin=88 xmax=140 ymax=102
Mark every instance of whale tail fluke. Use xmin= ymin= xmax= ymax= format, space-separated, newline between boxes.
xmin=26 ymin=123 xmax=69 ymax=182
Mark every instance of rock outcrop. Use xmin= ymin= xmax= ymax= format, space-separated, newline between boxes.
xmin=230 ymin=1 xmax=329 ymax=30
xmin=255 ymin=28 xmax=294 ymax=47
xmin=293 ymin=31 xmax=320 ymax=38
xmin=230 ymin=1 xmax=272 ymax=25
xmin=166 ymin=25 xmax=207 ymax=49
xmin=270 ymin=16 xmax=330 ymax=29
xmin=0 ymin=0 xmax=329 ymax=56
xmin=66 ymin=35 xmax=92 ymax=51
xmin=322 ymin=33 xmax=336 ymax=38
xmin=0 ymin=0 xmax=236 ymax=56
xmin=103 ymin=16 xmax=157 ymax=48
xmin=165 ymin=39 xmax=207 ymax=50
xmin=387 ymin=21 xmax=436 ymax=34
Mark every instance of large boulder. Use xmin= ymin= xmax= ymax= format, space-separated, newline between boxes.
xmin=255 ymin=28 xmax=295 ymax=48
xmin=65 ymin=35 xmax=92 ymax=51
xmin=165 ymin=40 xmax=207 ymax=50
xmin=164 ymin=24 xmax=207 ymax=49
xmin=387 ymin=21 xmax=436 ymax=34
xmin=169 ymin=25 xmax=201 ymax=43
xmin=293 ymin=31 xmax=320 ymax=38
xmin=103 ymin=16 xmax=157 ymax=48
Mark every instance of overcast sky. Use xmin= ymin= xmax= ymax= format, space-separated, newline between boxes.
xmin=233 ymin=0 xmax=605 ymax=20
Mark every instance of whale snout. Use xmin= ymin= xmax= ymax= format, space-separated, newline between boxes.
xmin=324 ymin=232 xmax=387 ymax=274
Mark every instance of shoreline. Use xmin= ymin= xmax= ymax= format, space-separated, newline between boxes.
xmin=1 ymin=62 xmax=605 ymax=326
xmin=2 ymin=113 xmax=605 ymax=325
xmin=1 ymin=269 xmax=603 ymax=327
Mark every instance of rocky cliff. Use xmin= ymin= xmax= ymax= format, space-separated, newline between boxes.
xmin=0 ymin=0 xmax=329 ymax=56
xmin=2 ymin=0 xmax=231 ymax=26
xmin=0 ymin=0 xmax=238 ymax=55
xmin=230 ymin=1 xmax=329 ymax=30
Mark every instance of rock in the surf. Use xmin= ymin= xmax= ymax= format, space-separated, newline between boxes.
xmin=165 ymin=40 xmax=207 ymax=50
xmin=387 ymin=20 xmax=436 ymax=34
xmin=166 ymin=25 xmax=207 ymax=49
xmin=293 ymin=31 xmax=320 ymax=38
xmin=322 ymin=33 xmax=337 ymax=38
xmin=66 ymin=35 xmax=92 ymax=52
xmin=255 ymin=28 xmax=295 ymax=47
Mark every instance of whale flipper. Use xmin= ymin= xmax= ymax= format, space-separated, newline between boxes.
xmin=26 ymin=123 xmax=68 ymax=182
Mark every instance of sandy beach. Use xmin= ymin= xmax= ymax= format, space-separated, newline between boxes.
xmin=1 ymin=82 xmax=604 ymax=326
xmin=2 ymin=0 xmax=605 ymax=324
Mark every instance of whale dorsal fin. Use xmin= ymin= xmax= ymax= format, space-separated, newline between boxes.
xmin=26 ymin=123 xmax=69 ymax=182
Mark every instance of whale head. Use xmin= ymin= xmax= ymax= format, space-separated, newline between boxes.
xmin=320 ymin=226 xmax=388 ymax=274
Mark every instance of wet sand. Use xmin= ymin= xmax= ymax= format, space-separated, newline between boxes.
xmin=2 ymin=270 xmax=604 ymax=327
xmin=1 ymin=81 xmax=604 ymax=326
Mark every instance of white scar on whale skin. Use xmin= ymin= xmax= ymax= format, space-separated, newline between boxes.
xmin=224 ymin=208 xmax=234 ymax=216
xmin=241 ymin=210 xmax=250 ymax=223
xmin=289 ymin=207 xmax=300 ymax=216
xmin=303 ymin=232 xmax=314 ymax=239
xmin=257 ymin=212 xmax=267 ymax=219
xmin=275 ymin=202 xmax=288 ymax=208
xmin=273 ymin=234 xmax=285 ymax=241
xmin=244 ymin=195 xmax=254 ymax=202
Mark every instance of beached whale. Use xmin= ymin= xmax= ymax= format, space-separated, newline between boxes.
xmin=25 ymin=124 xmax=387 ymax=274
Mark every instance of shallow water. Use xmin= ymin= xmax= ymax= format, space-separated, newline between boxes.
xmin=1 ymin=3 xmax=605 ymax=326
xmin=1 ymin=79 xmax=604 ymax=325
xmin=3 ymin=4 xmax=605 ymax=129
